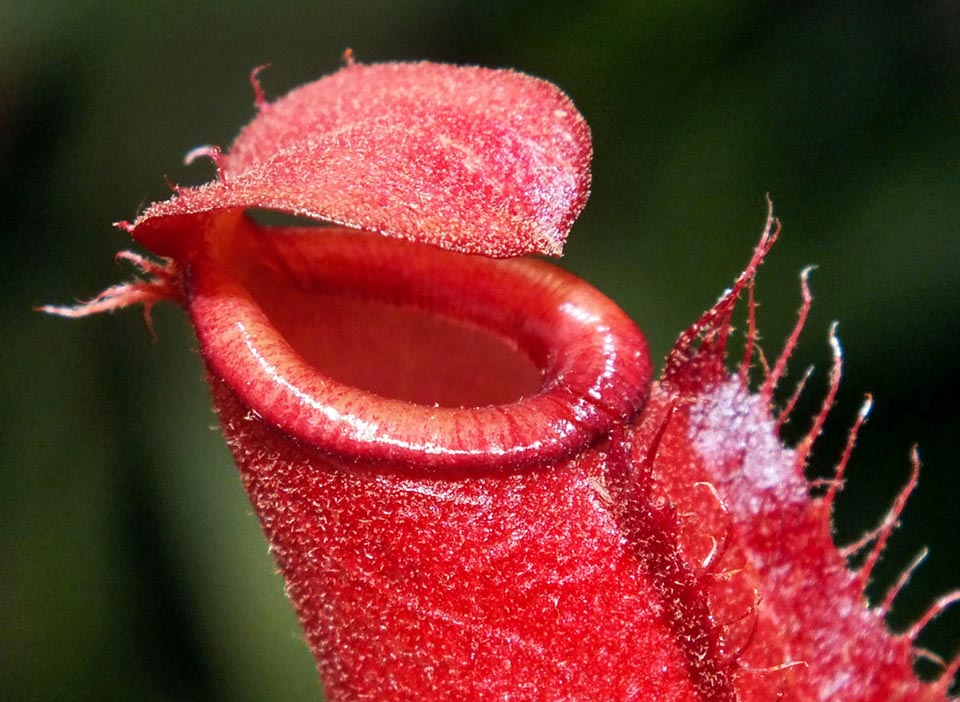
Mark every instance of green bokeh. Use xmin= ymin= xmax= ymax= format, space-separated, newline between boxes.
xmin=2 ymin=2 xmax=957 ymax=699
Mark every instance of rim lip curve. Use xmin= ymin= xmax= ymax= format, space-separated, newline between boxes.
xmin=186 ymin=230 xmax=652 ymax=471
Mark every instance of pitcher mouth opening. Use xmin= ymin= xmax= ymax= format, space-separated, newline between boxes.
xmin=185 ymin=213 xmax=652 ymax=471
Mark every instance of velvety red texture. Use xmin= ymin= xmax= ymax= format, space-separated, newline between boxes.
xmin=45 ymin=60 xmax=957 ymax=701
xmin=190 ymin=223 xmax=693 ymax=700
xmin=131 ymin=61 xmax=591 ymax=260
xmin=629 ymin=225 xmax=952 ymax=701
xmin=192 ymin=219 xmax=954 ymax=701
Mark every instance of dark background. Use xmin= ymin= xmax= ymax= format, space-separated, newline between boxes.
xmin=2 ymin=2 xmax=957 ymax=700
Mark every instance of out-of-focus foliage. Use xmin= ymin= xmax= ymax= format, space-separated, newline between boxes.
xmin=2 ymin=2 xmax=957 ymax=699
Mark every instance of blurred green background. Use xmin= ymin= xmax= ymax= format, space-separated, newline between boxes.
xmin=2 ymin=2 xmax=957 ymax=699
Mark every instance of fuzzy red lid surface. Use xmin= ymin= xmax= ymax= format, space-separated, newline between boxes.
xmin=130 ymin=61 xmax=592 ymax=260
